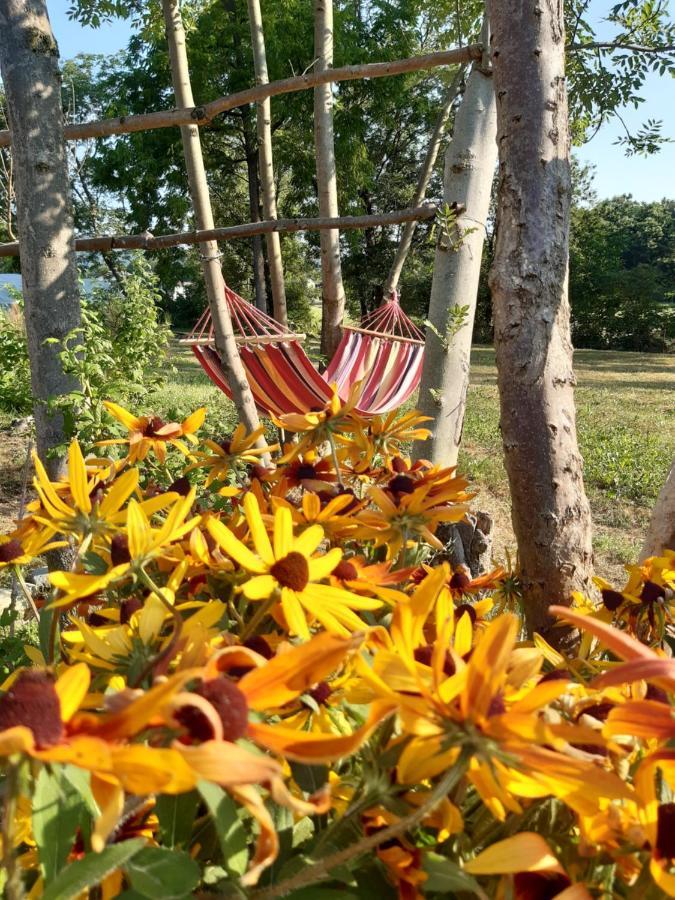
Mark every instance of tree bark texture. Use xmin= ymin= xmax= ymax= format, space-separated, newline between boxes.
xmin=413 ymin=67 xmax=497 ymax=468
xmin=161 ymin=0 xmax=261 ymax=436
xmin=247 ymin=0 xmax=287 ymax=326
xmin=314 ymin=0 xmax=347 ymax=357
xmin=641 ymin=461 xmax=675 ymax=560
xmin=383 ymin=66 xmax=466 ymax=298
xmin=241 ymin=106 xmax=268 ymax=312
xmin=0 ymin=0 xmax=82 ymax=479
xmin=489 ymin=0 xmax=594 ymax=639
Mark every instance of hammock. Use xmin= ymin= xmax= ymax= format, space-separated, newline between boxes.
xmin=182 ymin=285 xmax=425 ymax=418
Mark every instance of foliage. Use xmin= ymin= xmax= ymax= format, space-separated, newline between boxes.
xmin=0 ymin=303 xmax=32 ymax=414
xmin=1 ymin=396 xmax=675 ymax=897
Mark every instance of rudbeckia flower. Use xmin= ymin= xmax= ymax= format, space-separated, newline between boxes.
xmin=272 ymin=384 xmax=363 ymax=461
xmin=100 ymin=401 xmax=206 ymax=463
xmin=206 ymin=493 xmax=382 ymax=638
xmin=188 ymin=424 xmax=277 ymax=487
xmin=0 ymin=525 xmax=64 ymax=570
xmin=342 ymin=409 xmax=432 ymax=472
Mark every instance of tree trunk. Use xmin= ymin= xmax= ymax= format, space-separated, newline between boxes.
xmin=161 ymin=0 xmax=261 ymax=436
xmin=247 ymin=0 xmax=288 ymax=326
xmin=241 ymin=106 xmax=268 ymax=313
xmin=488 ymin=0 xmax=593 ymax=641
xmin=0 ymin=0 xmax=81 ymax=479
xmin=412 ymin=66 xmax=497 ymax=467
xmin=383 ymin=66 xmax=466 ymax=299
xmin=314 ymin=0 xmax=346 ymax=358
xmin=641 ymin=461 xmax=675 ymax=560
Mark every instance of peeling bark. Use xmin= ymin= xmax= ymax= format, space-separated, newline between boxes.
xmin=314 ymin=0 xmax=347 ymax=357
xmin=0 ymin=0 xmax=82 ymax=479
xmin=489 ymin=0 xmax=593 ymax=641
xmin=161 ymin=0 xmax=261 ymax=436
xmin=413 ymin=67 xmax=497 ymax=467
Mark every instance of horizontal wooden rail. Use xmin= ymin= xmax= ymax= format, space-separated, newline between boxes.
xmin=341 ymin=323 xmax=425 ymax=346
xmin=0 ymin=205 xmax=438 ymax=257
xmin=0 ymin=46 xmax=480 ymax=148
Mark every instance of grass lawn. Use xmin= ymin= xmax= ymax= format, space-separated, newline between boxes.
xmin=1 ymin=345 xmax=673 ymax=584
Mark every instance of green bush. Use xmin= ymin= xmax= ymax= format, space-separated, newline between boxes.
xmin=0 ymin=305 xmax=32 ymax=414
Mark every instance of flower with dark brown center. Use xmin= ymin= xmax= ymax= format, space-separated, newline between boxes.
xmin=575 ymin=701 xmax=614 ymax=723
xmin=168 ymin=476 xmax=191 ymax=497
xmin=88 ymin=483 xmax=106 ymax=506
xmin=270 ymin=552 xmax=310 ymax=592
xmin=391 ymin=457 xmax=408 ymax=474
xmin=454 ymin=603 xmax=477 ymax=624
xmin=0 ymin=670 xmax=64 ymax=749
xmin=243 ymin=635 xmax=273 ymax=660
xmin=144 ymin=416 xmax=167 ymax=437
xmin=449 ymin=571 xmax=472 ymax=594
xmin=175 ymin=677 xmax=249 ymax=743
xmin=601 ymin=588 xmax=625 ymax=611
xmin=120 ymin=597 xmax=144 ymax=625
xmin=655 ymin=803 xmax=675 ymax=860
xmin=307 ymin=682 xmax=332 ymax=705
xmin=110 ymin=534 xmax=131 ymax=567
xmin=487 ymin=693 xmax=506 ymax=717
xmin=332 ymin=560 xmax=359 ymax=582
xmin=295 ymin=463 xmax=318 ymax=480
xmin=413 ymin=645 xmax=455 ymax=677
xmin=513 ymin=871 xmax=571 ymax=900
xmin=0 ymin=539 xmax=24 ymax=564
xmin=641 ymin=580 xmax=666 ymax=604
xmin=220 ymin=439 xmax=232 ymax=454
xmin=388 ymin=474 xmax=415 ymax=496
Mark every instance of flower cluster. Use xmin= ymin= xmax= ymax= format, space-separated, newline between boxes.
xmin=0 ymin=392 xmax=674 ymax=899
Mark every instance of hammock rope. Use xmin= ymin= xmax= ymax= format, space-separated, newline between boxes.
xmin=182 ymin=285 xmax=425 ymax=417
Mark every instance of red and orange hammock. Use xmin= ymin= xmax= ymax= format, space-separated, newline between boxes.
xmin=183 ymin=285 xmax=425 ymax=417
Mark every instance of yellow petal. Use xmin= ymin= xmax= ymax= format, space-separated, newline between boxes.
xmin=273 ymin=505 xmax=293 ymax=559
xmin=54 ymin=663 xmax=90 ymax=721
xmin=463 ymin=832 xmax=563 ymax=875
xmin=207 ymin=518 xmax=267 ymax=574
xmin=244 ymin=493 xmax=274 ymax=565
xmin=126 ymin=499 xmax=149 ymax=558
xmin=242 ymin=574 xmax=277 ymax=600
xmin=68 ymin=441 xmax=92 ymax=514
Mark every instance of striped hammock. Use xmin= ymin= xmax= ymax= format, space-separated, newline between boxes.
xmin=182 ymin=285 xmax=425 ymax=417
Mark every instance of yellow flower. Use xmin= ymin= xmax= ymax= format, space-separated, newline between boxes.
xmin=0 ymin=526 xmax=65 ymax=570
xmin=342 ymin=409 xmax=432 ymax=472
xmin=272 ymin=384 xmax=363 ymax=461
xmin=271 ymin=491 xmax=361 ymax=542
xmin=189 ymin=424 xmax=277 ymax=487
xmin=206 ymin=493 xmax=381 ymax=638
xmin=100 ymin=401 xmax=206 ymax=463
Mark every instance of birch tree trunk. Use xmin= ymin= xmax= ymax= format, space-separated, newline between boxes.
xmin=383 ymin=66 xmax=466 ymax=299
xmin=412 ymin=66 xmax=497 ymax=467
xmin=0 ymin=0 xmax=81 ymax=480
xmin=641 ymin=461 xmax=675 ymax=560
xmin=489 ymin=0 xmax=594 ymax=640
xmin=247 ymin=0 xmax=287 ymax=326
xmin=314 ymin=0 xmax=347 ymax=357
xmin=241 ymin=106 xmax=268 ymax=312
xmin=161 ymin=0 xmax=261 ymax=435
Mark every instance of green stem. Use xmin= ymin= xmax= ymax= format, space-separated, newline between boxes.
xmin=239 ymin=595 xmax=277 ymax=644
xmin=2 ymin=760 xmax=25 ymax=900
xmin=131 ymin=569 xmax=183 ymax=687
xmin=249 ymin=747 xmax=473 ymax=900
xmin=327 ymin=432 xmax=344 ymax=489
xmin=12 ymin=567 xmax=39 ymax=623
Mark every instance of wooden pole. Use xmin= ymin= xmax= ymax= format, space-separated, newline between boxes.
xmin=314 ymin=0 xmax=346 ymax=357
xmin=247 ymin=0 xmax=287 ymax=325
xmin=0 ymin=46 xmax=480 ymax=149
xmin=383 ymin=65 xmax=466 ymax=298
xmin=0 ymin=205 xmax=439 ymax=257
xmin=161 ymin=0 xmax=262 ymax=435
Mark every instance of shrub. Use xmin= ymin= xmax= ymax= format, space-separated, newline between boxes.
xmin=0 ymin=303 xmax=32 ymax=414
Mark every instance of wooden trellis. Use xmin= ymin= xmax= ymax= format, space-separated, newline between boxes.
xmin=0 ymin=0 xmax=479 ymax=430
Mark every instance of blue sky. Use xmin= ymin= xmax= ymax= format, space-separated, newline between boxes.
xmin=50 ymin=5 xmax=673 ymax=203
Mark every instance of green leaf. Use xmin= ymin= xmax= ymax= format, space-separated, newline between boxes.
xmin=155 ymin=790 xmax=200 ymax=848
xmin=290 ymin=762 xmax=329 ymax=795
xmin=125 ymin=847 xmax=200 ymax=899
xmin=42 ymin=840 xmax=145 ymax=900
xmin=61 ymin=765 xmax=99 ymax=817
xmin=198 ymin=781 xmax=248 ymax=876
xmin=38 ymin=606 xmax=58 ymax=662
xmin=32 ymin=767 xmax=85 ymax=883
xmin=423 ymin=851 xmax=483 ymax=894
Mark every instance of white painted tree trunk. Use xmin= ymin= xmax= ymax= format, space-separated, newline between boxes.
xmin=161 ymin=0 xmax=261 ymax=435
xmin=641 ymin=461 xmax=675 ymax=560
xmin=383 ymin=66 xmax=466 ymax=299
xmin=314 ymin=0 xmax=346 ymax=357
xmin=489 ymin=0 xmax=594 ymax=641
xmin=247 ymin=0 xmax=287 ymax=326
xmin=0 ymin=0 xmax=82 ymax=480
xmin=412 ymin=67 xmax=497 ymax=467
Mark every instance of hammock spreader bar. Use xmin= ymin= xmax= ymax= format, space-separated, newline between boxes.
xmin=181 ymin=285 xmax=425 ymax=417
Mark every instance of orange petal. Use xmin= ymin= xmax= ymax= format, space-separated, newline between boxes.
xmin=176 ymin=739 xmax=283 ymax=787
xmin=463 ymin=832 xmax=563 ymax=875
xmin=591 ymin=658 xmax=675 ymax=692
xmin=231 ymin=784 xmax=278 ymax=887
xmin=239 ymin=631 xmax=364 ymax=711
xmin=548 ymin=606 xmax=654 ymax=661
xmin=248 ymin=701 xmax=393 ymax=762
